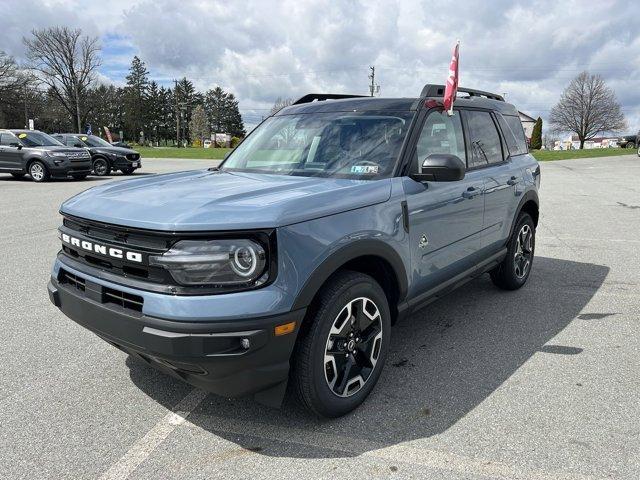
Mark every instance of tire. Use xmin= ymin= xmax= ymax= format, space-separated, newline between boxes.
xmin=626 ymin=142 xmax=636 ymax=149
xmin=490 ymin=212 xmax=535 ymax=290
xmin=28 ymin=161 xmax=50 ymax=183
xmin=11 ymin=173 xmax=25 ymax=179
xmin=92 ymin=157 xmax=111 ymax=176
xmin=72 ymin=174 xmax=88 ymax=180
xmin=120 ymin=167 xmax=135 ymax=175
xmin=290 ymin=271 xmax=391 ymax=418
xmin=637 ymin=146 xmax=640 ymax=157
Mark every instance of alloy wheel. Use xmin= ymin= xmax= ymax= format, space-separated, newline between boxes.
xmin=94 ymin=159 xmax=108 ymax=176
xmin=514 ymin=224 xmax=533 ymax=278
xmin=324 ymin=297 xmax=383 ymax=398
xmin=30 ymin=163 xmax=45 ymax=181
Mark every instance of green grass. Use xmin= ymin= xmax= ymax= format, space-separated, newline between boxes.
xmin=136 ymin=145 xmax=637 ymax=162
xmin=531 ymin=148 xmax=636 ymax=161
xmin=136 ymin=146 xmax=232 ymax=160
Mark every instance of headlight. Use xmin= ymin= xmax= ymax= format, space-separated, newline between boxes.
xmin=149 ymin=239 xmax=268 ymax=286
xmin=48 ymin=152 xmax=68 ymax=158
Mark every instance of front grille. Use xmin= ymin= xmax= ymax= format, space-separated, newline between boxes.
xmin=103 ymin=287 xmax=144 ymax=312
xmin=58 ymin=267 xmax=144 ymax=313
xmin=59 ymin=270 xmax=86 ymax=292
xmin=126 ymin=153 xmax=140 ymax=160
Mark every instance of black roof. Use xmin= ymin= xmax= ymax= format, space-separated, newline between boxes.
xmin=278 ymin=95 xmax=519 ymax=116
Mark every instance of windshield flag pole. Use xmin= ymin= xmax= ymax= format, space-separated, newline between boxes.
xmin=444 ymin=40 xmax=460 ymax=116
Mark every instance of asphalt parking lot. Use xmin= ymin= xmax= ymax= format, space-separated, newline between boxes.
xmin=1 ymin=155 xmax=639 ymax=480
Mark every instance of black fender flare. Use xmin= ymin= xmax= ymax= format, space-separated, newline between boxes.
xmin=508 ymin=189 xmax=539 ymax=239
xmin=291 ymin=239 xmax=408 ymax=311
xmin=91 ymin=154 xmax=111 ymax=165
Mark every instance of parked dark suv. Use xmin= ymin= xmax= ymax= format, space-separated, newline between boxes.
xmin=0 ymin=129 xmax=92 ymax=182
xmin=48 ymin=85 xmax=540 ymax=417
xmin=52 ymin=133 xmax=142 ymax=176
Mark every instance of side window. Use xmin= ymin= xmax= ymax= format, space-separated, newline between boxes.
xmin=465 ymin=111 xmax=504 ymax=167
xmin=415 ymin=110 xmax=466 ymax=171
xmin=497 ymin=114 xmax=528 ymax=156
xmin=0 ymin=133 xmax=18 ymax=146
xmin=66 ymin=137 xmax=78 ymax=147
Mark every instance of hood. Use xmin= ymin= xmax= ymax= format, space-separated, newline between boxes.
xmin=60 ymin=169 xmax=392 ymax=230
xmin=89 ymin=146 xmax=137 ymax=155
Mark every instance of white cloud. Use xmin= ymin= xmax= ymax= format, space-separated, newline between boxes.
xmin=3 ymin=0 xmax=639 ymax=131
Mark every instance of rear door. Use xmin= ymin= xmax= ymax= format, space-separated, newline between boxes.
xmin=404 ymin=109 xmax=485 ymax=298
xmin=463 ymin=110 xmax=522 ymax=252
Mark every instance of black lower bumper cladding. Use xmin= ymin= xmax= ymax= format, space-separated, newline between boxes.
xmin=48 ymin=276 xmax=305 ymax=406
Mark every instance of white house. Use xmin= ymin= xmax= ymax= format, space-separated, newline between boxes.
xmin=518 ymin=111 xmax=536 ymax=141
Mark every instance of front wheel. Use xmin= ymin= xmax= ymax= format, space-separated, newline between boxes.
xmin=490 ymin=212 xmax=535 ymax=290
xmin=29 ymin=161 xmax=50 ymax=182
xmin=290 ymin=271 xmax=391 ymax=418
xmin=92 ymin=158 xmax=111 ymax=176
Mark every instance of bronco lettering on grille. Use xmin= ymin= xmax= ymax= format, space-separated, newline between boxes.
xmin=61 ymin=233 xmax=143 ymax=263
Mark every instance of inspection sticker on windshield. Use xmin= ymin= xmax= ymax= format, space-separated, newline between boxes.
xmin=351 ymin=165 xmax=378 ymax=174
xmin=18 ymin=133 xmax=27 ymax=138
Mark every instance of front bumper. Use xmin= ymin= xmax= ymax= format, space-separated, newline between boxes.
xmin=48 ymin=273 xmax=305 ymax=404
xmin=111 ymin=156 xmax=142 ymax=169
xmin=49 ymin=160 xmax=92 ymax=178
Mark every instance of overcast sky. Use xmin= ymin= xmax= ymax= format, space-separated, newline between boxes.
xmin=3 ymin=0 xmax=639 ymax=132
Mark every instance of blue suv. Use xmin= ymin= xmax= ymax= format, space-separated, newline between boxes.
xmin=48 ymin=85 xmax=540 ymax=417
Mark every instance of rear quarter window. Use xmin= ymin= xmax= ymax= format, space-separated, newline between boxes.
xmin=498 ymin=114 xmax=528 ymax=156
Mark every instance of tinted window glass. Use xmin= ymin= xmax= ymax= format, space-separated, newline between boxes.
xmin=466 ymin=111 xmax=503 ymax=167
xmin=498 ymin=114 xmax=528 ymax=156
xmin=415 ymin=110 xmax=466 ymax=171
xmin=0 ymin=133 xmax=18 ymax=146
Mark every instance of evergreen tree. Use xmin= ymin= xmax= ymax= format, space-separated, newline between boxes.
xmin=224 ymin=93 xmax=245 ymax=137
xmin=124 ymin=56 xmax=150 ymax=142
xmin=175 ymin=77 xmax=196 ymax=143
xmin=530 ymin=117 xmax=543 ymax=150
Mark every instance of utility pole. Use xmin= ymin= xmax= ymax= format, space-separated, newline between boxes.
xmin=174 ymin=79 xmax=180 ymax=147
xmin=368 ymin=66 xmax=380 ymax=97
xmin=23 ymin=84 xmax=28 ymax=128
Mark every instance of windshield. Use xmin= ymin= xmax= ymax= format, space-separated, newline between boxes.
xmin=77 ymin=135 xmax=112 ymax=147
xmin=222 ymin=112 xmax=414 ymax=179
xmin=17 ymin=131 xmax=64 ymax=147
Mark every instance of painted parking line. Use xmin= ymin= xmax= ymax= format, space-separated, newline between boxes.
xmin=99 ymin=388 xmax=208 ymax=480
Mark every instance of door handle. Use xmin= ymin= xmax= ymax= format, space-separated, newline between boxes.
xmin=507 ymin=176 xmax=520 ymax=186
xmin=462 ymin=186 xmax=482 ymax=199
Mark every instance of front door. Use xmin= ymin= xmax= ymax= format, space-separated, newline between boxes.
xmin=403 ymin=109 xmax=485 ymax=299
xmin=0 ymin=132 xmax=23 ymax=170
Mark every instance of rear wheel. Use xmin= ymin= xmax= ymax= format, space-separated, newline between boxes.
xmin=290 ymin=271 xmax=391 ymax=417
xmin=490 ymin=212 xmax=535 ymax=290
xmin=92 ymin=157 xmax=111 ymax=176
xmin=28 ymin=161 xmax=49 ymax=182
xmin=627 ymin=142 xmax=636 ymax=149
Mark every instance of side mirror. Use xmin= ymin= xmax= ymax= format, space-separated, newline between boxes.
xmin=409 ymin=154 xmax=466 ymax=182
xmin=74 ymin=143 xmax=84 ymax=148
xmin=9 ymin=142 xmax=21 ymax=149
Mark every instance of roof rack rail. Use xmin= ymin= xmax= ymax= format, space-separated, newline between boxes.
xmin=292 ymin=93 xmax=368 ymax=105
xmin=420 ymin=84 xmax=504 ymax=102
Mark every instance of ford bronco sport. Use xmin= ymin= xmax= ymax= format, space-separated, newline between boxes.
xmin=0 ymin=129 xmax=92 ymax=182
xmin=48 ymin=85 xmax=540 ymax=417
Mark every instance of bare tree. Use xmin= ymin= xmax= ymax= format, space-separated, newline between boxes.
xmin=270 ymin=97 xmax=293 ymax=115
xmin=0 ymin=51 xmax=27 ymax=94
xmin=189 ymin=105 xmax=210 ymax=146
xmin=23 ymin=27 xmax=101 ymax=133
xmin=549 ymin=71 xmax=626 ymax=149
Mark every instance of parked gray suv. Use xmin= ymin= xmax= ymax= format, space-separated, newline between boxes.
xmin=48 ymin=85 xmax=540 ymax=417
xmin=0 ymin=129 xmax=92 ymax=182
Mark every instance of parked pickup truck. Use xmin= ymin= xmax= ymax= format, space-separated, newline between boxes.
xmin=48 ymin=85 xmax=540 ymax=417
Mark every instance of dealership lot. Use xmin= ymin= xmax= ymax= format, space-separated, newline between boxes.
xmin=1 ymin=156 xmax=639 ymax=479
